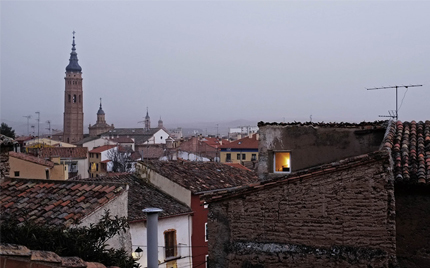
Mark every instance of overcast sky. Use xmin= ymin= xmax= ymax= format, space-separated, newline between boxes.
xmin=1 ymin=1 xmax=429 ymax=136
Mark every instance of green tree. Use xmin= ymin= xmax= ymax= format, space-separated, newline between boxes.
xmin=0 ymin=210 xmax=139 ymax=268
xmin=0 ymin=122 xmax=15 ymax=139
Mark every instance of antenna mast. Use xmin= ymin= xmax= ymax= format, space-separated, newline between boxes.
xmin=366 ymin=84 xmax=423 ymax=120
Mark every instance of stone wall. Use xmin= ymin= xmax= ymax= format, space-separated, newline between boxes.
xmin=208 ymin=157 xmax=396 ymax=267
xmin=258 ymin=124 xmax=386 ymax=180
xmin=396 ymin=183 xmax=430 ymax=267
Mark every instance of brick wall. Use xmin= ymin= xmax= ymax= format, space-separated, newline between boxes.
xmin=396 ymin=183 xmax=430 ymax=267
xmin=208 ymin=157 xmax=396 ymax=267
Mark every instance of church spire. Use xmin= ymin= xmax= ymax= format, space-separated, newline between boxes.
xmin=66 ymin=31 xmax=82 ymax=72
xmin=144 ymin=107 xmax=151 ymax=131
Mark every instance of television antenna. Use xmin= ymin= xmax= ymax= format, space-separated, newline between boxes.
xmin=366 ymin=84 xmax=423 ymax=120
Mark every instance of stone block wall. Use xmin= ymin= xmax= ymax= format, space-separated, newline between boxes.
xmin=208 ymin=157 xmax=396 ymax=267
xmin=396 ymin=183 xmax=430 ymax=267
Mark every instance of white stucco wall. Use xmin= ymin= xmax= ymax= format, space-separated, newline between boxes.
xmin=77 ymin=187 xmax=132 ymax=252
xmin=83 ymin=138 xmax=116 ymax=151
xmin=143 ymin=129 xmax=171 ymax=145
xmin=130 ymin=214 xmax=193 ymax=268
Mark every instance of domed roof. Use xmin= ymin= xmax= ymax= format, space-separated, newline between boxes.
xmin=65 ymin=33 xmax=82 ymax=72
xmin=97 ymin=99 xmax=105 ymax=115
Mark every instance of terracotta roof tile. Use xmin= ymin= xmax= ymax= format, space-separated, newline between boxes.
xmin=219 ymin=135 xmax=258 ymax=149
xmin=89 ymin=145 xmax=117 ymax=153
xmin=38 ymin=147 xmax=88 ymax=159
xmin=73 ymin=174 xmax=192 ymax=222
xmin=141 ymin=160 xmax=259 ymax=193
xmin=0 ymin=179 xmax=127 ymax=227
xmin=9 ymin=152 xmax=54 ymax=168
xmin=383 ymin=120 xmax=430 ymax=183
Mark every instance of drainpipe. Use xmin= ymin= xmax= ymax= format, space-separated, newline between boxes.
xmin=143 ymin=208 xmax=163 ymax=268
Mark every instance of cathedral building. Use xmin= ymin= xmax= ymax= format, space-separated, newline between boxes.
xmin=89 ymin=99 xmax=114 ymax=137
xmin=55 ymin=33 xmax=84 ymax=143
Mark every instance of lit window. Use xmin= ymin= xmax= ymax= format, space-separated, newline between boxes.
xmin=205 ymin=222 xmax=208 ymax=242
xmin=274 ymin=152 xmax=291 ymax=173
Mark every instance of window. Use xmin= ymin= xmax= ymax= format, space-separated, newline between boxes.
xmin=206 ymin=255 xmax=209 ymax=268
xmin=164 ymin=230 xmax=177 ymax=259
xmin=226 ymin=153 xmax=231 ymax=162
xmin=73 ymin=95 xmax=76 ymax=103
xmin=96 ymin=163 xmax=99 ymax=171
xmin=45 ymin=170 xmax=49 ymax=180
xmin=237 ymin=153 xmax=241 ymax=160
xmin=251 ymin=154 xmax=257 ymax=161
xmin=242 ymin=154 xmax=246 ymax=160
xmin=14 ymin=171 xmax=20 ymax=177
xmin=274 ymin=152 xmax=291 ymax=173
xmin=205 ymin=223 xmax=208 ymax=242
xmin=68 ymin=94 xmax=71 ymax=102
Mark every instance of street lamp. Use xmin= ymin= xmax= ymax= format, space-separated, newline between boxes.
xmin=132 ymin=246 xmax=143 ymax=261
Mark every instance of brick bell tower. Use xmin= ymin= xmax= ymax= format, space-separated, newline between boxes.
xmin=63 ymin=32 xmax=84 ymax=143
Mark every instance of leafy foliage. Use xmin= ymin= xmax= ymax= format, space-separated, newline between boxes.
xmin=107 ymin=147 xmax=135 ymax=172
xmin=0 ymin=122 xmax=15 ymax=139
xmin=0 ymin=210 xmax=139 ymax=268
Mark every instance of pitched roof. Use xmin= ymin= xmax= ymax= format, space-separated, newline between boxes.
xmin=140 ymin=146 xmax=165 ymax=159
xmin=108 ymin=137 xmax=134 ymax=143
xmin=0 ymin=178 xmax=127 ymax=227
xmin=74 ymin=136 xmax=100 ymax=145
xmin=100 ymin=128 xmax=166 ymax=145
xmin=202 ymin=150 xmax=390 ymax=203
xmin=219 ymin=135 xmax=258 ymax=149
xmin=141 ymin=160 xmax=259 ymax=193
xmin=382 ymin=120 xmax=430 ymax=183
xmin=89 ymin=145 xmax=117 ymax=153
xmin=38 ymin=147 xmax=88 ymax=159
xmin=201 ymin=137 xmax=228 ymax=148
xmin=9 ymin=152 xmax=54 ymax=168
xmin=73 ymin=174 xmax=192 ymax=222
xmin=223 ymin=162 xmax=251 ymax=171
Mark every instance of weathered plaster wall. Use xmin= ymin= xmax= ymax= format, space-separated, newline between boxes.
xmin=208 ymin=158 xmax=396 ymax=268
xmin=395 ymin=183 xmax=430 ymax=267
xmin=130 ymin=214 xmax=193 ymax=268
xmin=77 ymin=188 xmax=131 ymax=253
xmin=258 ymin=125 xmax=385 ymax=180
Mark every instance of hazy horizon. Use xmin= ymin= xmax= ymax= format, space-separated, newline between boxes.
xmin=2 ymin=1 xmax=429 ymax=136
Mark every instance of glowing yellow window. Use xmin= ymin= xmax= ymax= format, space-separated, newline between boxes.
xmin=274 ymin=152 xmax=291 ymax=173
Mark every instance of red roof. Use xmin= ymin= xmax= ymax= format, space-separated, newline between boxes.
xmin=201 ymin=137 xmax=229 ymax=148
xmin=219 ymin=135 xmax=258 ymax=149
xmin=89 ymin=145 xmax=117 ymax=153
xmin=39 ymin=147 xmax=88 ymax=159
xmin=223 ymin=162 xmax=251 ymax=171
xmin=141 ymin=160 xmax=259 ymax=193
xmin=383 ymin=120 xmax=430 ymax=183
xmin=0 ymin=178 xmax=127 ymax=227
xmin=9 ymin=152 xmax=54 ymax=168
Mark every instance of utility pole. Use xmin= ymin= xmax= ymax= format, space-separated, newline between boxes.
xmin=35 ymin=111 xmax=40 ymax=145
xmin=23 ymin=115 xmax=31 ymax=136
xmin=367 ymin=84 xmax=423 ymax=120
